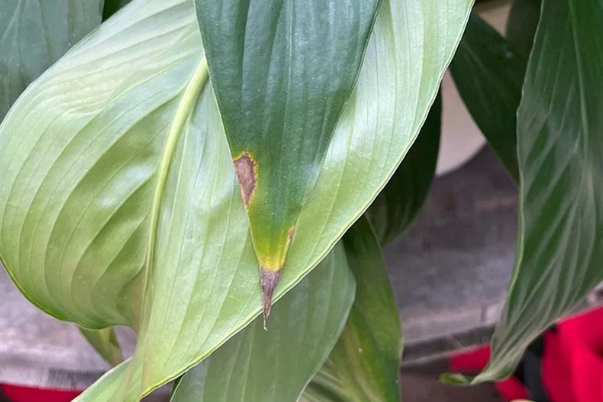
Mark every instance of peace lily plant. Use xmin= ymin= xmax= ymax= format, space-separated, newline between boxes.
xmin=0 ymin=0 xmax=600 ymax=400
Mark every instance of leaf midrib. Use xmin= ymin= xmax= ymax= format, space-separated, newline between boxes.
xmin=141 ymin=57 xmax=209 ymax=320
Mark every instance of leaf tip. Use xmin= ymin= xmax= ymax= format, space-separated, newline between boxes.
xmin=260 ymin=267 xmax=281 ymax=329
xmin=439 ymin=372 xmax=474 ymax=385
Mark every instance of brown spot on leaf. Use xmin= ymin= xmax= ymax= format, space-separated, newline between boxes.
xmin=233 ymin=153 xmax=257 ymax=206
xmin=260 ymin=267 xmax=281 ymax=330
xmin=288 ymin=227 xmax=295 ymax=242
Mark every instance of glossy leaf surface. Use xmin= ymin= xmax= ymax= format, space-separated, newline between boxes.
xmin=450 ymin=13 xmax=524 ymax=181
xmin=367 ymin=94 xmax=441 ymax=245
xmin=304 ymin=217 xmax=401 ymax=402
xmin=0 ymin=0 xmax=103 ymax=120
xmin=194 ymin=0 xmax=382 ymax=313
xmin=170 ymin=243 xmax=355 ymax=402
xmin=475 ymin=0 xmax=603 ymax=382
xmin=0 ymin=0 xmax=473 ymax=400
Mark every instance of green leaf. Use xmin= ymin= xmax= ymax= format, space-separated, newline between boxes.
xmin=302 ymin=360 xmax=350 ymax=402
xmin=303 ymin=216 xmax=402 ymax=402
xmin=170 ymin=243 xmax=355 ymax=402
xmin=367 ymin=93 xmax=441 ymax=245
xmin=194 ymin=0 xmax=383 ymax=315
xmin=449 ymin=13 xmax=525 ymax=182
xmin=0 ymin=0 xmax=472 ymax=400
xmin=474 ymin=0 xmax=603 ymax=382
xmin=102 ymin=0 xmax=131 ymax=20
xmin=0 ymin=0 xmax=103 ymax=120
xmin=80 ymin=326 xmax=123 ymax=367
xmin=506 ymin=0 xmax=541 ymax=59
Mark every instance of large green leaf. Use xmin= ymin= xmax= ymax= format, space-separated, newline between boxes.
xmin=449 ymin=13 xmax=525 ymax=181
xmin=0 ymin=0 xmax=472 ymax=400
xmin=0 ymin=0 xmax=103 ymax=120
xmin=170 ymin=243 xmax=355 ymax=402
xmin=303 ymin=216 xmax=402 ymax=402
xmin=367 ymin=93 xmax=441 ymax=245
xmin=506 ymin=0 xmax=541 ymax=59
xmin=473 ymin=0 xmax=603 ymax=382
xmin=194 ymin=0 xmax=383 ymax=315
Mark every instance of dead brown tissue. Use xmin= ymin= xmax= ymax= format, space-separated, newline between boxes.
xmin=260 ymin=268 xmax=281 ymax=330
xmin=233 ymin=153 xmax=257 ymax=206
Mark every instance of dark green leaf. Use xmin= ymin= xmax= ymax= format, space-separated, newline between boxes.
xmin=303 ymin=216 xmax=402 ymax=402
xmin=80 ymin=326 xmax=123 ymax=367
xmin=194 ymin=0 xmax=382 ymax=313
xmin=450 ymin=13 xmax=525 ymax=182
xmin=102 ymin=0 xmax=131 ymax=20
xmin=0 ymin=0 xmax=103 ymax=120
xmin=506 ymin=0 xmax=541 ymax=59
xmin=170 ymin=243 xmax=355 ymax=402
xmin=474 ymin=0 xmax=603 ymax=382
xmin=367 ymin=94 xmax=441 ymax=245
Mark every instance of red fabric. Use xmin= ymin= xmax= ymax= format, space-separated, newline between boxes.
xmin=450 ymin=345 xmax=529 ymax=401
xmin=450 ymin=306 xmax=603 ymax=402
xmin=1 ymin=384 xmax=81 ymax=402
xmin=542 ymin=307 xmax=603 ymax=402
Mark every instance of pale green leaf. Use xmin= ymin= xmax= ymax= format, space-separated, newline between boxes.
xmin=0 ymin=0 xmax=473 ymax=400
xmin=474 ymin=0 xmax=603 ymax=382
xmin=170 ymin=243 xmax=355 ymax=402
xmin=0 ymin=0 xmax=103 ymax=120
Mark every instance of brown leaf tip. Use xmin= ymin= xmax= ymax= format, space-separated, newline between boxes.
xmin=260 ymin=268 xmax=281 ymax=330
xmin=233 ymin=152 xmax=257 ymax=206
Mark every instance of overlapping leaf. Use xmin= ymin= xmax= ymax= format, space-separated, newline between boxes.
xmin=450 ymin=14 xmax=525 ymax=181
xmin=0 ymin=0 xmax=103 ymax=120
xmin=102 ymin=0 xmax=132 ymax=20
xmin=473 ymin=0 xmax=603 ymax=382
xmin=0 ymin=0 xmax=473 ymax=400
xmin=195 ymin=0 xmax=382 ymax=314
xmin=506 ymin=0 xmax=541 ymax=59
xmin=170 ymin=243 xmax=355 ymax=402
xmin=303 ymin=217 xmax=402 ymax=402
xmin=367 ymin=94 xmax=441 ymax=245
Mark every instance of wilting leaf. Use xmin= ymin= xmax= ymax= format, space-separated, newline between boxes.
xmin=0 ymin=0 xmax=103 ymax=120
xmin=80 ymin=327 xmax=123 ymax=367
xmin=194 ymin=0 xmax=383 ymax=315
xmin=303 ymin=216 xmax=402 ymax=402
xmin=170 ymin=243 xmax=355 ymax=402
xmin=450 ymin=13 xmax=525 ymax=181
xmin=473 ymin=0 xmax=603 ymax=382
xmin=506 ymin=0 xmax=541 ymax=59
xmin=0 ymin=0 xmax=472 ymax=400
xmin=102 ymin=0 xmax=131 ymax=20
xmin=367 ymin=94 xmax=441 ymax=245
